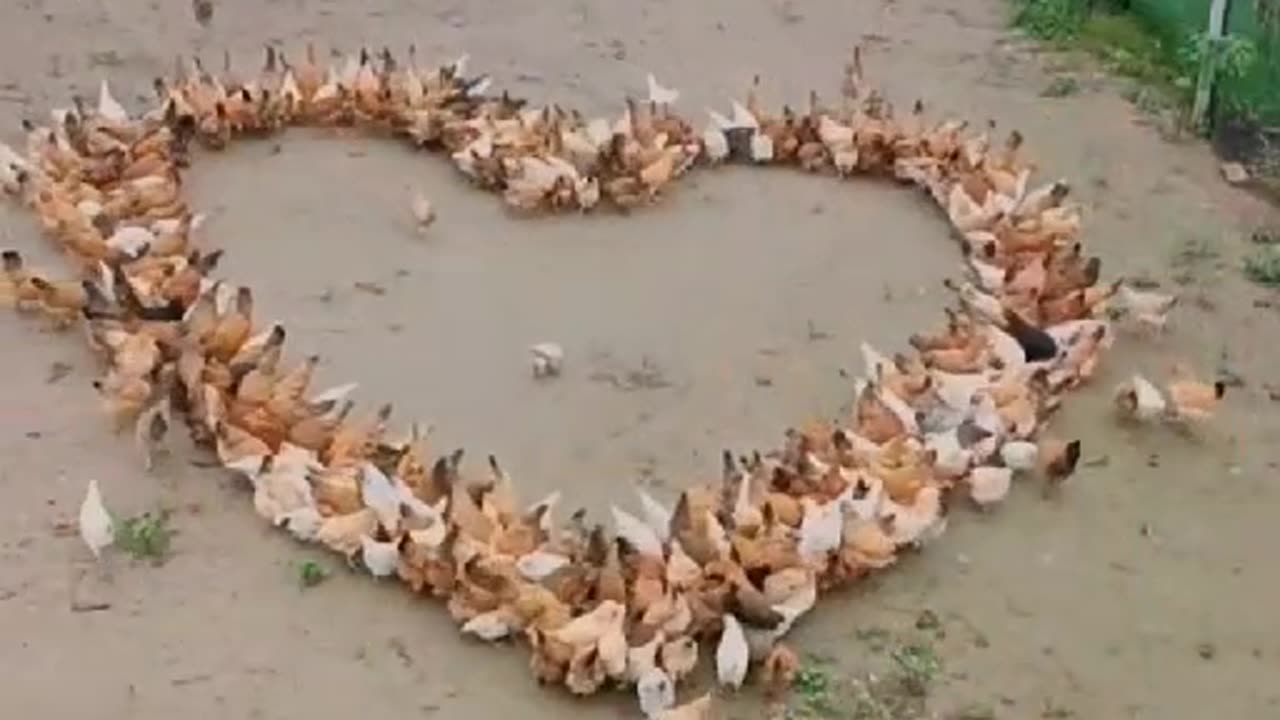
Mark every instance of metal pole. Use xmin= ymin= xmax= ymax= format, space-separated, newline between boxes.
xmin=1191 ymin=0 xmax=1231 ymax=132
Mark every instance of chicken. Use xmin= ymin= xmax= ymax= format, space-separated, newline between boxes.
xmin=1113 ymin=373 xmax=1167 ymax=423
xmin=79 ymin=479 xmax=114 ymax=559
xmin=552 ymin=600 xmax=625 ymax=649
xmin=701 ymin=115 xmax=730 ymax=163
xmin=1015 ymin=179 xmax=1069 ymax=218
xmin=410 ymin=186 xmax=435 ymax=232
xmin=1002 ymin=307 xmax=1058 ymax=362
xmin=1165 ymin=363 xmax=1225 ymax=424
xmin=637 ymin=668 xmax=675 ymax=719
xmin=530 ymin=342 xmax=564 ymax=378
xmin=2 ymin=250 xmax=44 ymax=311
xmin=134 ymin=398 xmax=172 ymax=471
xmin=1114 ymin=283 xmax=1177 ymax=334
xmin=999 ymin=440 xmax=1038 ymax=472
xmin=715 ymin=613 xmax=749 ymax=689
xmin=1039 ymin=438 xmax=1082 ymax=495
xmin=208 ymin=285 xmax=253 ymax=361
xmin=966 ymin=465 xmax=1012 ymax=509
xmin=647 ymin=73 xmax=679 ymax=107
xmin=93 ymin=369 xmax=155 ymax=431
xmin=762 ymin=644 xmax=800 ymax=703
xmin=28 ymin=277 xmax=88 ymax=328
xmin=98 ymin=79 xmax=131 ymax=127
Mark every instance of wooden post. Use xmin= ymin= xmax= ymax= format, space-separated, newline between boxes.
xmin=1191 ymin=0 xmax=1231 ymax=132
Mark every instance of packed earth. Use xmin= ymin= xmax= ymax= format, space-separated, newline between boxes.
xmin=1 ymin=2 xmax=1277 ymax=719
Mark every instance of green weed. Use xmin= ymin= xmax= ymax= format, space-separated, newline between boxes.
xmin=791 ymin=657 xmax=843 ymax=718
xmin=1180 ymin=32 xmax=1259 ymax=84
xmin=113 ymin=510 xmax=173 ymax=563
xmin=1041 ymin=75 xmax=1081 ymax=97
xmin=299 ymin=560 xmax=329 ymax=588
xmin=890 ymin=643 xmax=942 ymax=697
xmin=1012 ymin=2 xmax=1219 ymax=123
xmin=1244 ymin=246 xmax=1280 ymax=286
xmin=785 ymin=637 xmax=944 ymax=719
xmin=1012 ymin=0 xmax=1087 ymax=41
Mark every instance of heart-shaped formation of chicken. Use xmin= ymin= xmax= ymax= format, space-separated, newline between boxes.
xmin=1 ymin=45 xmax=1163 ymax=719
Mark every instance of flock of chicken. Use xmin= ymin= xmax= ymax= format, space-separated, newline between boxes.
xmin=0 ymin=45 xmax=1224 ymax=718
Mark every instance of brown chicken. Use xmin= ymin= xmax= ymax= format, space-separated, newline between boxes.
xmin=1039 ymin=438 xmax=1082 ymax=496
xmin=1166 ymin=363 xmax=1226 ymax=424
xmin=762 ymin=644 xmax=800 ymax=703
xmin=208 ymin=286 xmax=254 ymax=361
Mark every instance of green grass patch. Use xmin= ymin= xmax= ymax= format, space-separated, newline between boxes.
xmin=1010 ymin=1 xmax=1263 ymax=125
xmin=889 ymin=643 xmax=942 ymax=698
xmin=1041 ymin=75 xmax=1082 ymax=97
xmin=299 ymin=560 xmax=329 ymax=588
xmin=113 ymin=510 xmax=173 ymax=563
xmin=1012 ymin=0 xmax=1088 ymax=41
xmin=783 ymin=637 xmax=946 ymax=719
xmin=1244 ymin=246 xmax=1280 ymax=286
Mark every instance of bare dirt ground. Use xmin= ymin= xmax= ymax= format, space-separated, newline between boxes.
xmin=2 ymin=1 xmax=1279 ymax=718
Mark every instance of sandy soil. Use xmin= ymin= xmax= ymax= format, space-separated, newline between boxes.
xmin=2 ymin=1 xmax=1279 ymax=718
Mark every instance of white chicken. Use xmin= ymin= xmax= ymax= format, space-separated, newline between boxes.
xmin=637 ymin=668 xmax=676 ymax=719
xmin=798 ymin=494 xmax=844 ymax=562
xmin=945 ymin=278 xmax=1004 ymax=323
xmin=1113 ymin=373 xmax=1167 ymax=422
xmin=611 ymin=505 xmax=665 ymax=560
xmin=967 ymin=465 xmax=1013 ymax=508
xmin=516 ymin=549 xmax=571 ymax=581
xmin=360 ymin=462 xmax=403 ymax=532
xmin=97 ymin=79 xmax=130 ymax=126
xmin=700 ymin=123 xmax=729 ymax=163
xmin=637 ymin=488 xmax=672 ymax=542
xmin=359 ymin=534 xmax=399 ymax=577
xmin=107 ymin=226 xmax=155 ymax=256
xmin=750 ymin=132 xmax=774 ymax=163
xmin=647 ymin=73 xmax=679 ymax=106
xmin=410 ymin=186 xmax=435 ymax=232
xmin=462 ymin=608 xmax=519 ymax=642
xmin=1116 ymin=284 xmax=1177 ymax=334
xmin=926 ymin=429 xmax=973 ymax=479
xmin=716 ymin=614 xmax=750 ymax=689
xmin=529 ymin=342 xmax=564 ymax=378
xmin=818 ymin=115 xmax=854 ymax=151
xmin=999 ymin=440 xmax=1039 ymax=472
xmin=79 ymin=479 xmax=114 ymax=559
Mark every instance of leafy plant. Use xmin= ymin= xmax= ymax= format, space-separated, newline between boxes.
xmin=890 ymin=643 xmax=942 ymax=697
xmin=846 ymin=671 xmax=929 ymax=720
xmin=1259 ymin=0 xmax=1280 ymax=37
xmin=1042 ymin=75 xmax=1082 ymax=97
xmin=784 ymin=638 xmax=947 ymax=719
xmin=1013 ymin=0 xmax=1088 ymax=41
xmin=792 ymin=658 xmax=843 ymax=718
xmin=1179 ymin=32 xmax=1259 ymax=83
xmin=113 ymin=510 xmax=173 ymax=562
xmin=1244 ymin=246 xmax=1280 ymax=286
xmin=299 ymin=560 xmax=329 ymax=588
